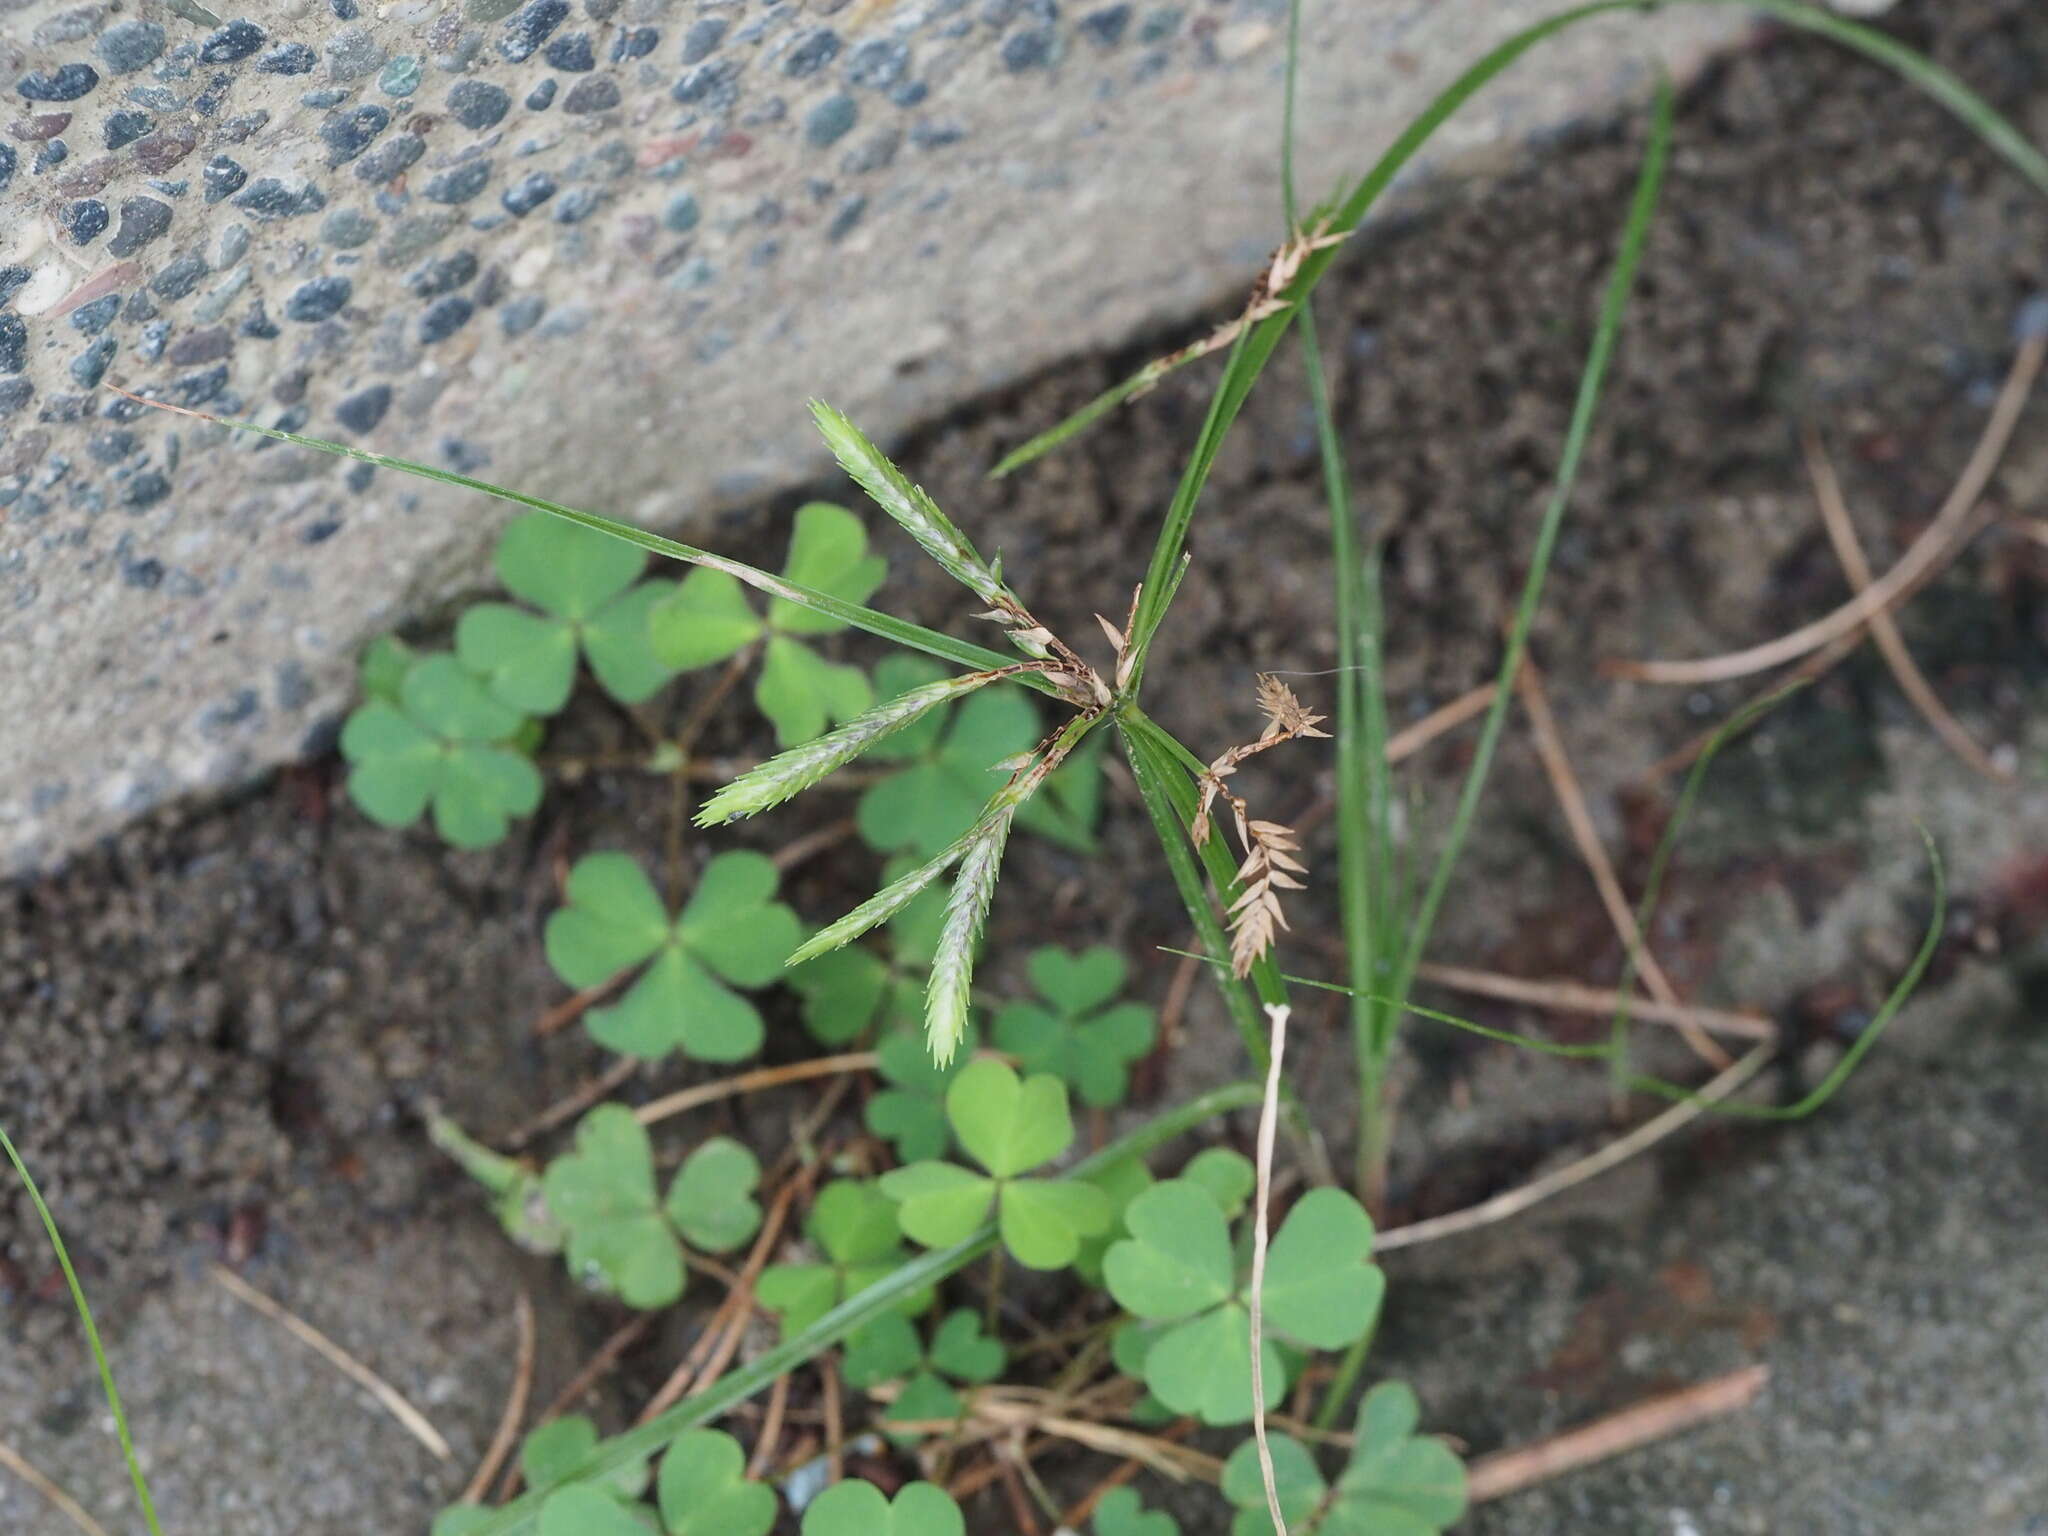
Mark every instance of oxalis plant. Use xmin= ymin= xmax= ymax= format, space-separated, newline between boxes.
xmin=11 ymin=3 xmax=2036 ymax=1536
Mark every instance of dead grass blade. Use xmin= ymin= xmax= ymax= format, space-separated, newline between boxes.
xmin=1514 ymin=656 xmax=1730 ymax=1070
xmin=1803 ymin=423 xmax=2012 ymax=781
xmin=1607 ymin=334 xmax=2044 ymax=684
xmin=1414 ymin=962 xmax=1773 ymax=1042
xmin=1373 ymin=1042 xmax=1773 ymax=1252
xmin=1467 ymin=1365 xmax=1769 ymax=1502
xmin=460 ymin=1291 xmax=536 ymax=1505
xmin=209 ymin=1264 xmax=452 ymax=1460
xmin=0 ymin=1440 xmax=112 ymax=1536
xmin=1385 ymin=683 xmax=1497 ymax=763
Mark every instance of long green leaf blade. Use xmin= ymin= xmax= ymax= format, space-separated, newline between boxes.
xmin=111 ymin=393 xmax=1052 ymax=693
xmin=1 ymin=1126 xmax=163 ymax=1536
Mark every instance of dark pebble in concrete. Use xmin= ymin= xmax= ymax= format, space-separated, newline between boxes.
xmin=71 ymin=295 xmax=120 ymax=334
xmin=107 ymin=196 xmax=173 ymax=257
xmin=71 ymin=337 xmax=118 ymax=389
xmin=320 ymin=104 xmax=390 ymax=166
xmin=501 ymin=170 xmax=555 ymax=215
xmin=104 ymin=110 xmax=153 ymax=150
xmin=406 ymin=251 xmax=477 ymax=296
xmin=354 ymin=134 xmax=424 ymax=184
xmin=418 ymin=294 xmax=473 ymax=342
xmin=335 ymin=383 xmax=392 ymax=432
xmin=1002 ymin=27 xmax=1055 ymax=70
xmin=285 ymin=275 xmax=352 ymax=321
xmin=17 ymin=64 xmax=100 ymax=102
xmin=499 ymin=0 xmax=569 ymax=63
xmin=62 ymin=199 xmax=110 ymax=245
xmin=96 ymin=21 xmax=167 ymax=74
xmin=561 ymin=76 xmax=619 ymax=113
xmin=203 ymin=155 xmax=247 ymax=203
xmin=681 ymin=17 xmax=726 ymax=63
xmin=0 ymin=315 xmax=25 ymax=374
xmin=500 ymin=294 xmax=544 ymax=335
xmin=526 ymin=78 xmax=557 ymax=110
xmin=785 ymin=29 xmax=840 ymax=77
xmin=200 ymin=22 xmax=266 ymax=65
xmin=424 ymin=160 xmax=491 ymax=203
xmin=258 ymin=43 xmax=317 ymax=75
xmin=545 ymin=32 xmax=595 ymax=71
xmin=1079 ymin=5 xmax=1131 ymax=46
xmin=234 ymin=178 xmax=325 ymax=220
xmin=447 ymin=79 xmax=510 ymax=129
xmin=806 ymin=93 xmax=856 ymax=147
xmin=151 ymin=252 xmax=209 ymax=299
xmin=846 ymin=39 xmax=910 ymax=90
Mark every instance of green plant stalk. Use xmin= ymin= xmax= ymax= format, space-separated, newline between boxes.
xmin=1000 ymin=0 xmax=2048 ymax=496
xmin=1376 ymin=73 xmax=1676 ymax=1122
xmin=0 ymin=1125 xmax=163 ymax=1536
xmin=1116 ymin=714 xmax=1280 ymax=1071
xmin=112 ymin=400 xmax=1055 ymax=697
xmin=1296 ymin=299 xmax=1401 ymax=1202
xmin=468 ymin=1080 xmax=1263 ymax=1536
xmin=1118 ymin=712 xmax=1335 ymax=1186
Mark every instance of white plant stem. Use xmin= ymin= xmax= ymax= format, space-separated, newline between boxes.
xmin=1249 ymin=1002 xmax=1291 ymax=1535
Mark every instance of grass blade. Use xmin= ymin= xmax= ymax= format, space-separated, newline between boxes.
xmin=112 ymin=391 xmax=1051 ymax=694
xmin=1 ymin=1126 xmax=163 ymax=1536
xmin=1005 ymin=0 xmax=2048 ymax=564
xmin=698 ymin=668 xmax=1008 ymax=826
xmin=1379 ymin=77 xmax=1676 ymax=1088
xmin=810 ymin=403 xmax=1031 ymax=634
xmin=786 ymin=840 xmax=968 ymax=966
xmin=924 ymin=806 xmax=1016 ymax=1066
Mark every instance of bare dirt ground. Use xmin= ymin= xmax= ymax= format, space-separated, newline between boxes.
xmin=4 ymin=2 xmax=2047 ymax=1530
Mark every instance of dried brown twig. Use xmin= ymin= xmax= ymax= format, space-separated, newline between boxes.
xmin=1466 ymin=1365 xmax=1769 ymax=1502
xmin=1193 ymin=677 xmax=1332 ymax=976
xmin=1803 ymin=423 xmax=2011 ymax=782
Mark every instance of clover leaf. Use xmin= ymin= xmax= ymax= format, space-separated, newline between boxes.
xmin=340 ymin=654 xmax=543 ymax=849
xmin=537 ymin=1486 xmax=655 ymax=1536
xmin=1104 ymin=1183 xmax=1383 ymax=1424
xmin=458 ymin=511 xmax=678 ymax=714
xmin=1181 ymin=1147 xmax=1255 ymax=1219
xmin=540 ymin=1107 xmax=679 ymax=1308
xmin=658 ymin=1428 xmax=777 ymax=1536
xmin=540 ymin=1109 xmax=761 ymax=1309
xmin=663 ymin=1136 xmax=763 ymax=1253
xmin=649 ymin=503 xmax=885 ymax=745
xmin=1220 ymin=1383 xmax=1467 ymax=1536
xmin=994 ymin=945 xmax=1157 ymax=1109
xmin=841 ymin=1307 xmax=1006 ymax=1443
xmin=1072 ymin=1154 xmax=1154 ymax=1286
xmin=520 ymin=1415 xmax=651 ymax=1503
xmin=1094 ymin=1486 xmax=1182 ymax=1536
xmin=545 ymin=851 xmax=801 ymax=1062
xmin=757 ymin=1180 xmax=931 ymax=1336
xmin=801 ymin=1480 xmax=964 ymax=1536
xmin=856 ymin=656 xmax=1101 ymax=857
xmin=879 ymin=1060 xmax=1110 ymax=1270
xmin=360 ymin=633 xmax=414 ymax=704
xmin=864 ymin=1022 xmax=978 ymax=1162
xmin=1219 ymin=1433 xmax=1328 ymax=1536
xmin=927 ymin=1307 xmax=1006 ymax=1383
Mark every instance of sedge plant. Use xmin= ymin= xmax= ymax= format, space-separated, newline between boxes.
xmin=47 ymin=3 xmax=2031 ymax=1533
